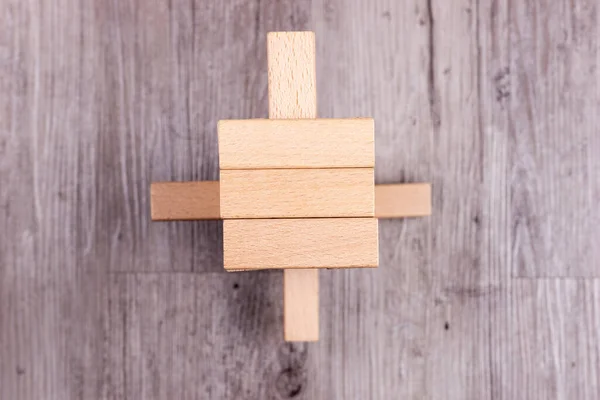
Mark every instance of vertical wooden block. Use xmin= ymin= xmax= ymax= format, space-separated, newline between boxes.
xmin=267 ymin=31 xmax=319 ymax=342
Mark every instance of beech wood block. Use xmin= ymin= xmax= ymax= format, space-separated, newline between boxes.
xmin=223 ymin=218 xmax=379 ymax=270
xmin=375 ymin=183 xmax=432 ymax=218
xmin=284 ymin=269 xmax=319 ymax=342
xmin=219 ymin=168 xmax=374 ymax=219
xmin=218 ymin=118 xmax=374 ymax=169
xmin=270 ymin=31 xmax=319 ymax=341
xmin=267 ymin=32 xmax=316 ymax=119
xmin=150 ymin=181 xmax=220 ymax=221
xmin=150 ymin=181 xmax=432 ymax=220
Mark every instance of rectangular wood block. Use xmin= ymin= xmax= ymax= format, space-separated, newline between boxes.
xmin=284 ymin=269 xmax=319 ymax=342
xmin=219 ymin=168 xmax=374 ymax=219
xmin=150 ymin=181 xmax=220 ymax=220
xmin=218 ymin=118 xmax=374 ymax=169
xmin=268 ymin=31 xmax=318 ymax=341
xmin=223 ymin=218 xmax=379 ymax=270
xmin=375 ymin=183 xmax=432 ymax=218
xmin=150 ymin=181 xmax=432 ymax=220
xmin=268 ymin=32 xmax=316 ymax=119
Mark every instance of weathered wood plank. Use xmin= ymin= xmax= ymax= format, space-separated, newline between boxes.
xmin=425 ymin=1 xmax=492 ymax=399
xmin=492 ymin=280 xmax=600 ymax=399
xmin=509 ymin=0 xmax=600 ymax=277
xmin=0 ymin=1 xmax=108 ymax=398
xmin=108 ymin=272 xmax=285 ymax=399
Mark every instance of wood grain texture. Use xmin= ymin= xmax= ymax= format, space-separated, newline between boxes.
xmin=375 ymin=183 xmax=431 ymax=218
xmin=268 ymin=32 xmax=317 ymax=119
xmin=3 ymin=0 xmax=600 ymax=398
xmin=509 ymin=0 xmax=600 ymax=277
xmin=0 ymin=1 xmax=109 ymax=398
xmin=284 ymin=269 xmax=320 ymax=341
xmin=218 ymin=118 xmax=374 ymax=169
xmin=425 ymin=2 xmax=492 ymax=399
xmin=223 ymin=218 xmax=379 ymax=270
xmin=267 ymin=30 xmax=320 ymax=342
xmin=108 ymin=272 xmax=286 ymax=399
xmin=150 ymin=181 xmax=431 ymax=220
xmin=150 ymin=181 xmax=220 ymax=220
xmin=220 ymin=168 xmax=374 ymax=219
xmin=492 ymin=280 xmax=600 ymax=399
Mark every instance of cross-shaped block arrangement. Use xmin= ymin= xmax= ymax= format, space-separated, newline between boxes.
xmin=150 ymin=32 xmax=431 ymax=342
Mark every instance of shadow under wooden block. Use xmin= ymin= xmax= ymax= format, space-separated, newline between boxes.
xmin=218 ymin=118 xmax=374 ymax=169
xmin=223 ymin=218 xmax=379 ymax=271
xmin=219 ymin=168 xmax=374 ymax=219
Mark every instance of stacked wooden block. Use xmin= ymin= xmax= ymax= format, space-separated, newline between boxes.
xmin=218 ymin=118 xmax=379 ymax=271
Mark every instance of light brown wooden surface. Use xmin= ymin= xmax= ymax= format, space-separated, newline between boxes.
xmin=151 ymin=181 xmax=220 ymax=220
xmin=268 ymin=32 xmax=317 ymax=119
xmin=151 ymin=181 xmax=431 ymax=220
xmin=267 ymin=30 xmax=321 ymax=342
xmin=220 ymin=168 xmax=374 ymax=219
xmin=223 ymin=218 xmax=379 ymax=270
xmin=3 ymin=1 xmax=600 ymax=399
xmin=284 ymin=269 xmax=320 ymax=342
xmin=375 ymin=183 xmax=431 ymax=218
xmin=218 ymin=118 xmax=374 ymax=169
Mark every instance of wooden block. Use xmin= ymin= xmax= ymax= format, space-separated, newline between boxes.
xmin=150 ymin=181 xmax=220 ymax=220
xmin=217 ymin=118 xmax=374 ymax=169
xmin=268 ymin=31 xmax=318 ymax=341
xmin=220 ymin=168 xmax=374 ymax=219
xmin=150 ymin=181 xmax=432 ymax=220
xmin=267 ymin=32 xmax=316 ymax=119
xmin=284 ymin=270 xmax=319 ymax=342
xmin=223 ymin=218 xmax=379 ymax=270
xmin=375 ymin=183 xmax=432 ymax=218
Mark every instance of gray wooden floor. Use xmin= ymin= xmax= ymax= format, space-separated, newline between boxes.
xmin=1 ymin=0 xmax=599 ymax=399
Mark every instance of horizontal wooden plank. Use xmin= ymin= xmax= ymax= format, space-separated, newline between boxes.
xmin=150 ymin=181 xmax=220 ymax=220
xmin=219 ymin=168 xmax=374 ymax=219
xmin=217 ymin=118 xmax=374 ymax=169
xmin=375 ymin=183 xmax=432 ymax=218
xmin=223 ymin=218 xmax=379 ymax=270
xmin=150 ymin=181 xmax=432 ymax=220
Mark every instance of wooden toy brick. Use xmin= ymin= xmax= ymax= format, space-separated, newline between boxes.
xmin=150 ymin=181 xmax=220 ymax=221
xmin=223 ymin=218 xmax=379 ymax=270
xmin=269 ymin=31 xmax=319 ymax=341
xmin=218 ymin=118 xmax=374 ymax=169
xmin=150 ymin=181 xmax=432 ymax=220
xmin=219 ymin=168 xmax=374 ymax=219
xmin=375 ymin=183 xmax=432 ymax=218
